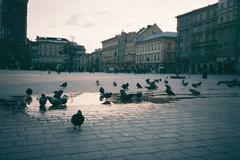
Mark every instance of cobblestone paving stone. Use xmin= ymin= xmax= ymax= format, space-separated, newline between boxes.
xmin=0 ymin=96 xmax=240 ymax=160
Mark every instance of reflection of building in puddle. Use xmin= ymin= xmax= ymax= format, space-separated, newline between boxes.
xmin=0 ymin=96 xmax=32 ymax=112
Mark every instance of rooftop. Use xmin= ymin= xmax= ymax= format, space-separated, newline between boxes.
xmin=137 ymin=32 xmax=177 ymax=43
xmin=36 ymin=36 xmax=69 ymax=43
xmin=176 ymin=3 xmax=218 ymax=18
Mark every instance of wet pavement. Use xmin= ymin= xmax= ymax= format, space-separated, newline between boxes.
xmin=0 ymin=70 xmax=240 ymax=160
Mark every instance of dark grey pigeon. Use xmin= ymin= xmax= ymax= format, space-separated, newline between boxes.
xmin=60 ymin=82 xmax=67 ymax=88
xmin=39 ymin=94 xmax=47 ymax=106
xmin=71 ymin=110 xmax=85 ymax=131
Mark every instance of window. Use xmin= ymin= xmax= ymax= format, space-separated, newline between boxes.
xmin=205 ymin=33 xmax=209 ymax=41
xmin=220 ymin=16 xmax=224 ymax=22
xmin=220 ymin=3 xmax=224 ymax=10
xmin=227 ymin=0 xmax=231 ymax=7
xmin=226 ymin=14 xmax=231 ymax=21
xmin=167 ymin=43 xmax=171 ymax=49
xmin=199 ymin=14 xmax=203 ymax=21
xmin=213 ymin=9 xmax=217 ymax=16
xmin=207 ymin=11 xmax=210 ymax=18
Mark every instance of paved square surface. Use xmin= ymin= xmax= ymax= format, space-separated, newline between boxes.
xmin=0 ymin=71 xmax=240 ymax=160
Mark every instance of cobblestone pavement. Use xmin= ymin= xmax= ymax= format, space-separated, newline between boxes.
xmin=1 ymin=96 xmax=240 ymax=160
xmin=1 ymin=71 xmax=240 ymax=159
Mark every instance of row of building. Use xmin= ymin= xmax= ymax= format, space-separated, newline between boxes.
xmin=101 ymin=24 xmax=176 ymax=73
xmin=29 ymin=24 xmax=177 ymax=73
xmin=1 ymin=0 xmax=239 ymax=74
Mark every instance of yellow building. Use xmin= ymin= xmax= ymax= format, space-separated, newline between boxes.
xmin=101 ymin=24 xmax=176 ymax=73
xmin=101 ymin=36 xmax=118 ymax=72
xmin=135 ymin=32 xmax=177 ymax=73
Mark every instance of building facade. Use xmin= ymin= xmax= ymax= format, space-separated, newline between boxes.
xmin=90 ymin=49 xmax=102 ymax=72
xmin=76 ymin=53 xmax=91 ymax=72
xmin=32 ymin=37 xmax=69 ymax=70
xmin=31 ymin=36 xmax=86 ymax=71
xmin=216 ymin=0 xmax=240 ymax=73
xmin=101 ymin=24 xmax=169 ymax=73
xmin=68 ymin=43 xmax=86 ymax=72
xmin=117 ymin=31 xmax=138 ymax=72
xmin=135 ymin=32 xmax=177 ymax=73
xmin=0 ymin=0 xmax=29 ymax=69
xmin=177 ymin=0 xmax=240 ymax=74
xmin=101 ymin=36 xmax=118 ymax=72
xmin=177 ymin=3 xmax=218 ymax=74
xmin=0 ymin=0 xmax=2 ymax=38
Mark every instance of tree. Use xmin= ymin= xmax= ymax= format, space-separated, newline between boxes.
xmin=61 ymin=42 xmax=85 ymax=72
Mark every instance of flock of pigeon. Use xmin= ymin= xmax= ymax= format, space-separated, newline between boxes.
xmin=18 ymin=77 xmax=239 ymax=131
xmin=96 ymin=77 xmax=204 ymax=104
xmin=39 ymin=82 xmax=69 ymax=110
xmin=20 ymin=82 xmax=84 ymax=131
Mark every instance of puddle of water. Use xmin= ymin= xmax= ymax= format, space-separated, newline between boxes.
xmin=72 ymin=92 xmax=102 ymax=106
xmin=1 ymin=90 xmax=240 ymax=122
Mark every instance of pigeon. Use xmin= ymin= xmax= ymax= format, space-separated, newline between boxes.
xmin=53 ymin=90 xmax=63 ymax=99
xmin=196 ymin=82 xmax=202 ymax=86
xmin=24 ymin=88 xmax=33 ymax=105
xmin=99 ymin=87 xmax=112 ymax=103
xmin=136 ymin=83 xmax=143 ymax=89
xmin=120 ymin=90 xmax=142 ymax=103
xmin=217 ymin=80 xmax=240 ymax=87
xmin=192 ymin=82 xmax=202 ymax=88
xmin=182 ymin=80 xmax=185 ymax=84
xmin=113 ymin=82 xmax=117 ymax=87
xmin=120 ymin=90 xmax=134 ymax=102
xmin=145 ymin=84 xmax=158 ymax=90
xmin=100 ymin=92 xmax=112 ymax=101
xmin=26 ymin=88 xmax=33 ymax=96
xmin=164 ymin=79 xmax=169 ymax=84
xmin=146 ymin=79 xmax=150 ymax=84
xmin=182 ymin=82 xmax=188 ymax=87
xmin=189 ymin=89 xmax=201 ymax=96
xmin=165 ymin=88 xmax=175 ymax=96
xmin=59 ymin=95 xmax=69 ymax=104
xmin=192 ymin=83 xmax=198 ymax=88
xmin=60 ymin=82 xmax=67 ymax=88
xmin=165 ymin=84 xmax=172 ymax=90
xmin=121 ymin=83 xmax=129 ymax=90
xmin=39 ymin=94 xmax=47 ymax=106
xmin=135 ymin=91 xmax=142 ymax=97
xmin=47 ymin=95 xmax=68 ymax=106
xmin=71 ymin=110 xmax=85 ymax=131
xmin=99 ymin=87 xmax=105 ymax=94
xmin=96 ymin=80 xmax=100 ymax=86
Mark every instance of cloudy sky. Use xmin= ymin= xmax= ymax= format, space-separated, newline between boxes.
xmin=28 ymin=0 xmax=218 ymax=52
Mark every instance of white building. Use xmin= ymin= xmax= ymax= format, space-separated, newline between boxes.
xmin=135 ymin=32 xmax=177 ymax=73
xmin=32 ymin=36 xmax=69 ymax=70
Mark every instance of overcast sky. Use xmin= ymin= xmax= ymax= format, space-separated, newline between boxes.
xmin=27 ymin=0 xmax=218 ymax=52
